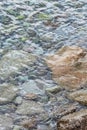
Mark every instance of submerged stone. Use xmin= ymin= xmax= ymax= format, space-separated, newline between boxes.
xmin=0 ymin=50 xmax=36 ymax=79
xmin=57 ymin=109 xmax=87 ymax=130
xmin=0 ymin=83 xmax=18 ymax=104
xmin=68 ymin=89 xmax=87 ymax=106
xmin=45 ymin=85 xmax=61 ymax=94
xmin=20 ymin=80 xmax=44 ymax=96
xmin=22 ymin=118 xmax=37 ymax=129
xmin=46 ymin=46 xmax=87 ymax=90
xmin=0 ymin=114 xmax=13 ymax=130
xmin=38 ymin=13 xmax=51 ymax=20
xmin=16 ymin=100 xmax=45 ymax=115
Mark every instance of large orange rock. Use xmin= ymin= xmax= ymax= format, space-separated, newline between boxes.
xmin=68 ymin=89 xmax=87 ymax=105
xmin=46 ymin=46 xmax=87 ymax=90
xmin=57 ymin=109 xmax=87 ymax=130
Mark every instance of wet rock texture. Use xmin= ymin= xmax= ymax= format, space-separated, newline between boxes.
xmin=46 ymin=46 xmax=87 ymax=90
xmin=0 ymin=114 xmax=13 ymax=130
xmin=0 ymin=50 xmax=36 ymax=79
xmin=16 ymin=100 xmax=45 ymax=115
xmin=57 ymin=109 xmax=87 ymax=130
xmin=68 ymin=89 xmax=87 ymax=106
xmin=0 ymin=83 xmax=18 ymax=104
xmin=46 ymin=46 xmax=87 ymax=130
xmin=0 ymin=0 xmax=87 ymax=130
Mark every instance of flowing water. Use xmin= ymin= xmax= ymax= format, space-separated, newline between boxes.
xmin=0 ymin=0 xmax=87 ymax=130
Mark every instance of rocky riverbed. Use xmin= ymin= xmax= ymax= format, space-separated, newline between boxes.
xmin=0 ymin=0 xmax=87 ymax=130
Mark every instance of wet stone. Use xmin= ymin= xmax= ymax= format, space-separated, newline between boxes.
xmin=0 ymin=114 xmax=13 ymax=130
xmin=68 ymin=89 xmax=87 ymax=106
xmin=45 ymin=85 xmax=62 ymax=94
xmin=0 ymin=50 xmax=36 ymax=79
xmin=0 ymin=15 xmax=12 ymax=25
xmin=13 ymin=125 xmax=22 ymax=130
xmin=51 ymin=103 xmax=79 ymax=120
xmin=14 ymin=96 xmax=22 ymax=105
xmin=27 ymin=28 xmax=37 ymax=37
xmin=0 ymin=104 xmax=16 ymax=113
xmin=22 ymin=118 xmax=37 ymax=129
xmin=20 ymin=80 xmax=45 ymax=96
xmin=40 ymin=32 xmax=55 ymax=43
xmin=46 ymin=46 xmax=87 ymax=90
xmin=0 ymin=83 xmax=18 ymax=105
xmin=57 ymin=109 xmax=87 ymax=130
xmin=16 ymin=100 xmax=45 ymax=115
xmin=24 ymin=93 xmax=38 ymax=100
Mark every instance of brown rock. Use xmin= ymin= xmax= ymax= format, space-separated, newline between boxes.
xmin=22 ymin=118 xmax=37 ymax=129
xmin=57 ymin=109 xmax=87 ymax=130
xmin=24 ymin=93 xmax=38 ymax=100
xmin=51 ymin=103 xmax=78 ymax=119
xmin=68 ymin=89 xmax=87 ymax=105
xmin=46 ymin=46 xmax=87 ymax=90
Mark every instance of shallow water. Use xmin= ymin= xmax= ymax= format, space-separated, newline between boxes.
xmin=0 ymin=0 xmax=87 ymax=130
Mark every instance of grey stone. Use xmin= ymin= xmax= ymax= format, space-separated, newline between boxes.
xmin=0 ymin=83 xmax=18 ymax=104
xmin=14 ymin=96 xmax=22 ymax=105
xmin=0 ymin=114 xmax=13 ymax=130
xmin=20 ymin=80 xmax=44 ymax=96
xmin=45 ymin=85 xmax=61 ymax=94
xmin=0 ymin=50 xmax=36 ymax=79
xmin=16 ymin=100 xmax=44 ymax=115
xmin=13 ymin=125 xmax=22 ymax=130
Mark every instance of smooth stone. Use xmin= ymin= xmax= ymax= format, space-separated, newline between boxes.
xmin=20 ymin=80 xmax=44 ymax=96
xmin=0 ymin=83 xmax=18 ymax=104
xmin=40 ymin=32 xmax=54 ymax=42
xmin=0 ymin=50 xmax=36 ymax=79
xmin=13 ymin=125 xmax=22 ymax=130
xmin=68 ymin=89 xmax=87 ymax=105
xmin=24 ymin=93 xmax=38 ymax=100
xmin=57 ymin=109 xmax=87 ymax=130
xmin=45 ymin=85 xmax=61 ymax=94
xmin=16 ymin=100 xmax=45 ymax=115
xmin=27 ymin=28 xmax=37 ymax=37
xmin=0 ymin=114 xmax=13 ymax=130
xmin=0 ymin=104 xmax=16 ymax=113
xmin=14 ymin=96 xmax=22 ymax=105
xmin=46 ymin=46 xmax=87 ymax=90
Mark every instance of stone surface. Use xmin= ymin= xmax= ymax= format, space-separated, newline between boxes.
xmin=24 ymin=93 xmax=38 ymax=100
xmin=51 ymin=103 xmax=78 ymax=119
xmin=22 ymin=118 xmax=37 ymax=129
xmin=45 ymin=85 xmax=61 ymax=94
xmin=46 ymin=46 xmax=87 ymax=90
xmin=20 ymin=80 xmax=44 ymax=96
xmin=0 ymin=114 xmax=13 ymax=130
xmin=16 ymin=100 xmax=45 ymax=115
xmin=0 ymin=83 xmax=18 ymax=104
xmin=0 ymin=50 xmax=36 ymax=79
xmin=57 ymin=109 xmax=87 ymax=130
xmin=68 ymin=89 xmax=87 ymax=106
xmin=14 ymin=96 xmax=22 ymax=105
xmin=13 ymin=125 xmax=22 ymax=130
